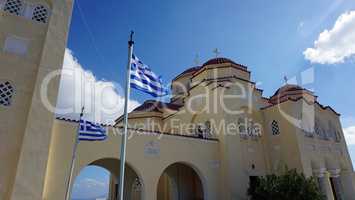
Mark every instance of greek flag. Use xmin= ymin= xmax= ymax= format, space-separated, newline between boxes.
xmin=78 ymin=120 xmax=107 ymax=141
xmin=130 ymin=54 xmax=168 ymax=97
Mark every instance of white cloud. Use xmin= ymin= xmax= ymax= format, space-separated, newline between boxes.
xmin=56 ymin=48 xmax=140 ymax=124
xmin=74 ymin=178 xmax=106 ymax=188
xmin=343 ymin=126 xmax=355 ymax=145
xmin=304 ymin=10 xmax=355 ymax=64
xmin=73 ymin=178 xmax=108 ymax=199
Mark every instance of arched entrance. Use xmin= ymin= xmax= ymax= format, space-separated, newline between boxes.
xmin=72 ymin=158 xmax=143 ymax=200
xmin=157 ymin=163 xmax=204 ymax=200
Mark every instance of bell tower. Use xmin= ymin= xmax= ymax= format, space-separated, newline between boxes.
xmin=0 ymin=0 xmax=73 ymax=199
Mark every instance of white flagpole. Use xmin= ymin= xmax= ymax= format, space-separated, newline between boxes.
xmin=118 ymin=31 xmax=134 ymax=200
xmin=65 ymin=107 xmax=84 ymax=200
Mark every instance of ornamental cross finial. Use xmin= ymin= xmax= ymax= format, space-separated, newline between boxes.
xmin=213 ymin=48 xmax=220 ymax=58
xmin=284 ymin=76 xmax=288 ymax=84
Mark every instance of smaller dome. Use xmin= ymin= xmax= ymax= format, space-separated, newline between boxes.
xmin=202 ymin=57 xmax=238 ymax=66
xmin=270 ymin=84 xmax=315 ymax=104
xmin=272 ymin=84 xmax=304 ymax=97
xmin=173 ymin=66 xmax=201 ymax=80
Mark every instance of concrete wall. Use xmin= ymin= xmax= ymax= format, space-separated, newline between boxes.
xmin=0 ymin=0 xmax=73 ymax=199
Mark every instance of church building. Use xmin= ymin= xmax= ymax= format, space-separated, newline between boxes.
xmin=0 ymin=0 xmax=354 ymax=200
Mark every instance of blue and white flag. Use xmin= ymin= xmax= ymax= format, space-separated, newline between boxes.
xmin=78 ymin=119 xmax=107 ymax=141
xmin=130 ymin=54 xmax=168 ymax=97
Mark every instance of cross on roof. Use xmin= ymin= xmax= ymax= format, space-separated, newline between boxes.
xmin=284 ymin=76 xmax=288 ymax=84
xmin=213 ymin=48 xmax=220 ymax=58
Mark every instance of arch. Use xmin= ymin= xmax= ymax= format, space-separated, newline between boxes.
xmin=72 ymin=158 xmax=144 ymax=200
xmin=157 ymin=162 xmax=205 ymax=200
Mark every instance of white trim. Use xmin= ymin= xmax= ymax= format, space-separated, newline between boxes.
xmin=313 ymin=168 xmax=327 ymax=177
xmin=329 ymin=169 xmax=341 ymax=177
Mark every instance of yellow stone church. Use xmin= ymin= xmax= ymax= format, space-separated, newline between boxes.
xmin=1 ymin=0 xmax=355 ymax=200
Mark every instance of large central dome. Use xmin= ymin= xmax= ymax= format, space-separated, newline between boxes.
xmin=202 ymin=57 xmax=238 ymax=66
xmin=173 ymin=57 xmax=247 ymax=81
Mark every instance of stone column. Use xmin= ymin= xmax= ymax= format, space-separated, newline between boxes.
xmin=108 ymin=175 xmax=118 ymax=200
xmin=339 ymin=170 xmax=355 ymax=200
xmin=314 ymin=169 xmax=334 ymax=200
xmin=329 ymin=169 xmax=343 ymax=200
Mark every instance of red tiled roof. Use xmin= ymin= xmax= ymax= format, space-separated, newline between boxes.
xmin=173 ymin=66 xmax=202 ymax=80
xmin=173 ymin=58 xmax=247 ymax=81
xmin=271 ymin=84 xmax=305 ymax=97
xmin=202 ymin=57 xmax=247 ymax=69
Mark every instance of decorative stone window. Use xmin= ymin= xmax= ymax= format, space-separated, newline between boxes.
xmin=32 ymin=4 xmax=48 ymax=23
xmin=252 ymin=125 xmax=262 ymax=138
xmin=315 ymin=119 xmax=327 ymax=140
xmin=271 ymin=120 xmax=280 ymax=135
xmin=0 ymin=81 xmax=15 ymax=106
xmin=132 ymin=178 xmax=142 ymax=192
xmin=238 ymin=118 xmax=248 ymax=139
xmin=328 ymin=121 xmax=337 ymax=141
xmin=335 ymin=131 xmax=342 ymax=142
xmin=204 ymin=121 xmax=212 ymax=138
xmin=301 ymin=113 xmax=314 ymax=137
xmin=3 ymin=0 xmax=23 ymax=15
xmin=195 ymin=121 xmax=212 ymax=139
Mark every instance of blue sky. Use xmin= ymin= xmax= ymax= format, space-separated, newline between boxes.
xmin=66 ymin=0 xmax=355 ymax=198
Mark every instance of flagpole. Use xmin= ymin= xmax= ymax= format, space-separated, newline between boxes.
xmin=65 ymin=107 xmax=84 ymax=200
xmin=118 ymin=31 xmax=134 ymax=200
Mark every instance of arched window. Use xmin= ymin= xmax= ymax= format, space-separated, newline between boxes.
xmin=238 ymin=117 xmax=247 ymax=136
xmin=132 ymin=178 xmax=142 ymax=192
xmin=271 ymin=120 xmax=280 ymax=135
xmin=335 ymin=131 xmax=342 ymax=142
xmin=4 ymin=0 xmax=23 ymax=15
xmin=314 ymin=118 xmax=321 ymax=136
xmin=328 ymin=121 xmax=337 ymax=141
xmin=204 ymin=120 xmax=212 ymax=137
xmin=0 ymin=81 xmax=15 ymax=106
xmin=32 ymin=4 xmax=48 ymax=23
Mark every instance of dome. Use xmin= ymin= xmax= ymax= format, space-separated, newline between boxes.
xmin=270 ymin=84 xmax=316 ymax=104
xmin=173 ymin=66 xmax=201 ymax=80
xmin=271 ymin=84 xmax=304 ymax=97
xmin=202 ymin=57 xmax=238 ymax=66
xmin=173 ymin=57 xmax=247 ymax=81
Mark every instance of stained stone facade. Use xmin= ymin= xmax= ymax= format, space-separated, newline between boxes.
xmin=1 ymin=0 xmax=354 ymax=199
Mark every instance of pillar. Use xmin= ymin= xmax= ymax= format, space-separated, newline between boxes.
xmin=329 ymin=169 xmax=343 ymax=200
xmin=314 ymin=168 xmax=334 ymax=200
xmin=339 ymin=170 xmax=355 ymax=200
